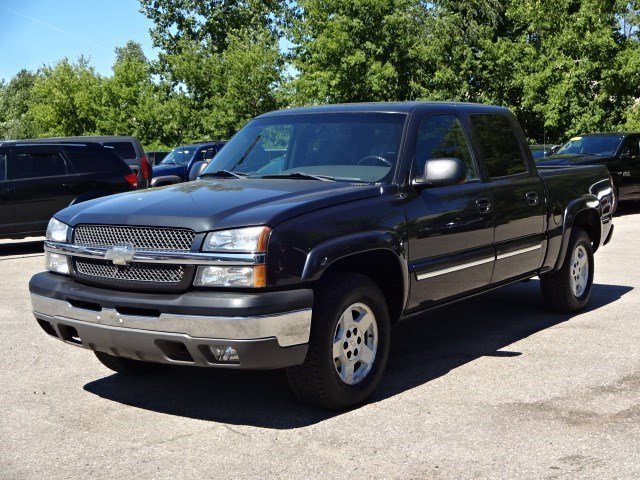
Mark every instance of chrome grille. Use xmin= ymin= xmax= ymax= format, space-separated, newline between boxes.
xmin=74 ymin=225 xmax=195 ymax=251
xmin=75 ymin=258 xmax=184 ymax=284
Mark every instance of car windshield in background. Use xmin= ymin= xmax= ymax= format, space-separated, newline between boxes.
xmin=201 ymin=113 xmax=406 ymax=183
xmin=531 ymin=148 xmax=546 ymax=160
xmin=161 ymin=147 xmax=197 ymax=165
xmin=556 ymin=135 xmax=624 ymax=157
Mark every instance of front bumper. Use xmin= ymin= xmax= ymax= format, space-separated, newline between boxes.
xmin=29 ymin=272 xmax=313 ymax=369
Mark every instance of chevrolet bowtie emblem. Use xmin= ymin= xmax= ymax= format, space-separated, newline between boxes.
xmin=104 ymin=244 xmax=135 ymax=266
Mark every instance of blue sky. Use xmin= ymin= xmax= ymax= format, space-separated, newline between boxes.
xmin=0 ymin=0 xmax=157 ymax=81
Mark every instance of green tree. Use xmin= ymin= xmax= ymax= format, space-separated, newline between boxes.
xmin=0 ymin=69 xmax=38 ymax=139
xmin=495 ymin=0 xmax=633 ymax=142
xmin=289 ymin=0 xmax=429 ymax=104
xmin=98 ymin=41 xmax=165 ymax=145
xmin=203 ymin=28 xmax=283 ymax=137
xmin=139 ymin=0 xmax=286 ymax=55
xmin=139 ymin=0 xmax=287 ymax=139
xmin=28 ymin=57 xmax=102 ymax=137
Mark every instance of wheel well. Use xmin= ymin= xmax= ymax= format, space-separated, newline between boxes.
xmin=319 ymin=250 xmax=404 ymax=322
xmin=573 ymin=209 xmax=601 ymax=252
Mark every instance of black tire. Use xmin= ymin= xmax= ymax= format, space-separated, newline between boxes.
xmin=286 ymin=272 xmax=390 ymax=410
xmin=94 ymin=351 xmax=167 ymax=375
xmin=540 ymin=227 xmax=594 ymax=313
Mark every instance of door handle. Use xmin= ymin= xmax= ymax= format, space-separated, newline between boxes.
xmin=476 ymin=198 xmax=492 ymax=214
xmin=525 ymin=191 xmax=539 ymax=206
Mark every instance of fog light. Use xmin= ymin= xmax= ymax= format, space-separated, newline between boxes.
xmin=45 ymin=251 xmax=70 ymax=275
xmin=209 ymin=345 xmax=240 ymax=364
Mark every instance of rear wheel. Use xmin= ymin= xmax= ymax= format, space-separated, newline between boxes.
xmin=94 ymin=351 xmax=167 ymax=375
xmin=286 ymin=272 xmax=390 ymax=410
xmin=540 ymin=227 xmax=594 ymax=313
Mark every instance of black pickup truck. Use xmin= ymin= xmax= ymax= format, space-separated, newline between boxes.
xmin=29 ymin=103 xmax=614 ymax=409
xmin=537 ymin=132 xmax=640 ymax=201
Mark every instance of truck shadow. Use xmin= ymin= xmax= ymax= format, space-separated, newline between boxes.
xmin=83 ymin=279 xmax=632 ymax=429
xmin=614 ymin=200 xmax=640 ymax=217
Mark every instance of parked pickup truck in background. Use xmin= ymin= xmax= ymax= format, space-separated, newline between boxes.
xmin=537 ymin=132 xmax=640 ymax=202
xmin=29 ymin=102 xmax=614 ymax=409
xmin=151 ymin=141 xmax=226 ymax=187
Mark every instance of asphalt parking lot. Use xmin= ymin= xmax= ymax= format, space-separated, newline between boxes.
xmin=1 ymin=209 xmax=639 ymax=480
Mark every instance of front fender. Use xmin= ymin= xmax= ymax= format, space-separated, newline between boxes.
xmin=301 ymin=230 xmax=405 ymax=282
xmin=300 ymin=231 xmax=409 ymax=314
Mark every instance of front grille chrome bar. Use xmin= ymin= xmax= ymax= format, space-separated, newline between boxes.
xmin=45 ymin=241 xmax=266 ymax=266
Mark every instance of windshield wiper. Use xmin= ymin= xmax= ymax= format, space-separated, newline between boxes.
xmin=199 ymin=170 xmax=249 ymax=179
xmin=259 ymin=172 xmax=336 ymax=181
xmin=231 ymin=134 xmax=262 ymax=171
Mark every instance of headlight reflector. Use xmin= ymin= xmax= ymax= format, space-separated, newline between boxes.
xmin=203 ymin=226 xmax=270 ymax=252
xmin=45 ymin=251 xmax=70 ymax=275
xmin=194 ymin=265 xmax=266 ymax=288
xmin=46 ymin=218 xmax=70 ymax=242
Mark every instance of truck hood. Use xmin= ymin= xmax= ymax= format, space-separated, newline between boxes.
xmin=536 ymin=153 xmax=614 ymax=166
xmin=56 ymin=178 xmax=382 ymax=232
xmin=152 ymin=163 xmax=185 ymax=176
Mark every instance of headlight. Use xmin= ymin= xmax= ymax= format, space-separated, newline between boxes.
xmin=194 ymin=265 xmax=266 ymax=288
xmin=46 ymin=218 xmax=70 ymax=242
xmin=45 ymin=251 xmax=70 ymax=275
xmin=202 ymin=226 xmax=270 ymax=252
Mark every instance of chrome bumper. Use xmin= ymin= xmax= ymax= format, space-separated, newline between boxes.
xmin=31 ymin=293 xmax=311 ymax=348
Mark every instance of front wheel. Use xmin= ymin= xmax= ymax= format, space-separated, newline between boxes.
xmin=286 ymin=272 xmax=390 ymax=410
xmin=540 ymin=227 xmax=594 ymax=313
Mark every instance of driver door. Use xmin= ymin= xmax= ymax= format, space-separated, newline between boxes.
xmin=614 ymin=135 xmax=640 ymax=197
xmin=404 ymin=114 xmax=495 ymax=310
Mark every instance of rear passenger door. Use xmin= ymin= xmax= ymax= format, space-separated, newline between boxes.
xmin=405 ymin=114 xmax=495 ymax=309
xmin=9 ymin=146 xmax=75 ymax=235
xmin=469 ymin=113 xmax=546 ymax=283
xmin=0 ymin=149 xmax=13 ymax=235
xmin=615 ymin=135 xmax=640 ymax=197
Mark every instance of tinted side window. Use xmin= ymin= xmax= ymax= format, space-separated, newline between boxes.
xmin=414 ymin=115 xmax=478 ymax=180
xmin=12 ymin=150 xmax=67 ymax=179
xmin=0 ymin=153 xmax=6 ymax=181
xmin=103 ymin=142 xmax=136 ymax=160
xmin=203 ymin=148 xmax=217 ymax=160
xmin=622 ymin=136 xmax=640 ymax=157
xmin=64 ymin=148 xmax=126 ymax=173
xmin=471 ymin=114 xmax=527 ymax=177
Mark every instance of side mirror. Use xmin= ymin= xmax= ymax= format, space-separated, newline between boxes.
xmin=189 ymin=161 xmax=206 ymax=181
xmin=413 ymin=157 xmax=467 ymax=188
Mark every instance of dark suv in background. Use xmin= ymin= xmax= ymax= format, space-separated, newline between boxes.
xmin=537 ymin=132 xmax=640 ymax=201
xmin=0 ymin=141 xmax=137 ymax=239
xmin=33 ymin=136 xmax=152 ymax=188
xmin=151 ymin=141 xmax=226 ymax=186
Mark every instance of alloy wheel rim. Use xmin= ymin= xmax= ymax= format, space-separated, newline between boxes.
xmin=570 ymin=244 xmax=589 ymax=297
xmin=332 ymin=302 xmax=378 ymax=385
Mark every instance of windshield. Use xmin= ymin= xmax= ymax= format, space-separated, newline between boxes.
xmin=160 ymin=146 xmax=197 ymax=165
xmin=201 ymin=113 xmax=406 ymax=183
xmin=556 ymin=135 xmax=624 ymax=156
